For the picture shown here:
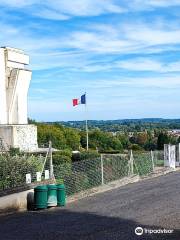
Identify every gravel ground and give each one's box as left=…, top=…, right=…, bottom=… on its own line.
left=0, top=171, right=180, bottom=240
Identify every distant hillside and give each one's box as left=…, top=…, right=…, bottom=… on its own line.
left=47, top=118, right=180, bottom=132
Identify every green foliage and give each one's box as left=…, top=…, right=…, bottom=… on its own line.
left=82, top=130, right=123, bottom=152
left=116, top=134, right=131, bottom=149
left=37, top=123, right=81, bottom=150
left=72, top=150, right=99, bottom=162
left=53, top=150, right=72, bottom=181
left=157, top=132, right=169, bottom=150
left=54, top=162, right=72, bottom=180
left=37, top=124, right=67, bottom=149
left=133, top=153, right=153, bottom=176
left=62, top=158, right=101, bottom=195
left=103, top=155, right=129, bottom=183
left=35, top=120, right=180, bottom=153
left=0, top=154, right=43, bottom=191
left=60, top=119, right=180, bottom=132
left=131, top=144, right=144, bottom=151
left=53, top=150, right=72, bottom=165
left=64, top=128, right=81, bottom=150
left=64, top=172, right=90, bottom=195
left=9, top=147, right=20, bottom=156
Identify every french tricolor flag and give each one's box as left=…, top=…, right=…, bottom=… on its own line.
left=72, top=94, right=86, bottom=106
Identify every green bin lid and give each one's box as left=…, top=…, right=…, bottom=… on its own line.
left=56, top=184, right=65, bottom=189
left=47, top=184, right=57, bottom=190
left=34, top=185, right=48, bottom=190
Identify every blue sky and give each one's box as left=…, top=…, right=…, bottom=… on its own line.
left=1, top=0, right=180, bottom=121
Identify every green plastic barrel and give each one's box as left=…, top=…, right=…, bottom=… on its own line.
left=47, top=184, right=57, bottom=207
left=57, top=184, right=66, bottom=206
left=34, top=185, right=48, bottom=209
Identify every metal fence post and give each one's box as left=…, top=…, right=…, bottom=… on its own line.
left=151, top=150, right=155, bottom=171
left=129, top=150, right=134, bottom=176
left=101, top=154, right=104, bottom=185
left=49, top=141, right=54, bottom=179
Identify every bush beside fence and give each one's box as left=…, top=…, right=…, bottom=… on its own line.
left=0, top=154, right=43, bottom=191
left=0, top=150, right=164, bottom=195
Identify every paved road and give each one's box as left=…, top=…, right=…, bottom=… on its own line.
left=0, top=172, right=180, bottom=240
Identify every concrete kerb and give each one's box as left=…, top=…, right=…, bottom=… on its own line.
left=0, top=167, right=180, bottom=215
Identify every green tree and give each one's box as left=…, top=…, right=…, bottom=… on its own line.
left=136, top=132, right=148, bottom=146
left=157, top=132, right=169, bottom=150
left=37, top=124, right=67, bottom=149
left=64, top=128, right=81, bottom=150
left=116, top=134, right=130, bottom=149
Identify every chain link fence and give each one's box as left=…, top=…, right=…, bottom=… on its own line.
left=153, top=150, right=164, bottom=167
left=54, top=150, right=165, bottom=196
left=0, top=150, right=165, bottom=195
left=102, top=154, right=129, bottom=184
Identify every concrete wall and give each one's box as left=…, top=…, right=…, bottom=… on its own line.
left=0, top=124, right=38, bottom=151
left=0, top=189, right=34, bottom=214
left=0, top=48, right=7, bottom=124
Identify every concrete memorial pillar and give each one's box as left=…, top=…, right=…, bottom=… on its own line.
left=175, top=143, right=180, bottom=167
left=0, top=47, right=38, bottom=152
left=164, top=144, right=176, bottom=169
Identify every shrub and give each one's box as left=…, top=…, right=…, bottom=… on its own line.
left=0, top=154, right=43, bottom=191
left=72, top=150, right=100, bottom=162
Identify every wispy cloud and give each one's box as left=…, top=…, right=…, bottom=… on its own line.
left=0, top=0, right=125, bottom=20
left=0, top=0, right=180, bottom=120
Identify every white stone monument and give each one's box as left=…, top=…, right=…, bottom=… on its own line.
left=176, top=143, right=180, bottom=167
left=164, top=144, right=176, bottom=169
left=0, top=47, right=38, bottom=151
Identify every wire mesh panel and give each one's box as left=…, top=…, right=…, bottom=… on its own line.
left=153, top=151, right=164, bottom=167
left=133, top=152, right=153, bottom=176
left=54, top=158, right=102, bottom=196
left=102, top=154, right=129, bottom=184
left=0, top=149, right=170, bottom=195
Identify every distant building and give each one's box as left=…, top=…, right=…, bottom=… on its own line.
left=167, top=129, right=180, bottom=137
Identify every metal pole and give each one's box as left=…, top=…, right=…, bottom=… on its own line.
left=86, top=118, right=89, bottom=151
left=151, top=150, right=155, bottom=171
left=130, top=150, right=134, bottom=175
left=40, top=148, right=49, bottom=177
left=85, top=94, right=89, bottom=151
left=49, top=141, right=53, bottom=179
left=101, top=154, right=104, bottom=185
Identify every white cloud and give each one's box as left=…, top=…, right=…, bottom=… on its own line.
left=116, top=58, right=163, bottom=72
left=125, top=0, right=180, bottom=11
left=144, top=0, right=180, bottom=7
left=48, top=0, right=124, bottom=16
left=1, top=16, right=180, bottom=72
left=0, top=0, right=36, bottom=7
left=0, top=0, right=125, bottom=20
left=123, top=22, right=180, bottom=46
left=168, top=61, right=180, bottom=72
left=115, top=58, right=180, bottom=73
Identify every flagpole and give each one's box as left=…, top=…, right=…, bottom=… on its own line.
left=85, top=93, right=89, bottom=151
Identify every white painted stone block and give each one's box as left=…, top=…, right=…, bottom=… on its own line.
left=45, top=170, right=50, bottom=180
left=0, top=124, right=38, bottom=151
left=36, top=172, right=41, bottom=182
left=26, top=174, right=31, bottom=184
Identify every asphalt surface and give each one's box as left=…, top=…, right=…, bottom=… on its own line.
left=0, top=172, right=180, bottom=240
